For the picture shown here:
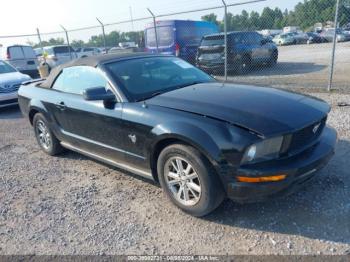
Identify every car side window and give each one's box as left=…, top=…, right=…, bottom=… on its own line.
left=246, top=33, right=259, bottom=45
left=52, top=66, right=108, bottom=95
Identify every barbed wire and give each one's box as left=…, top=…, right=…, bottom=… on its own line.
left=0, top=0, right=266, bottom=39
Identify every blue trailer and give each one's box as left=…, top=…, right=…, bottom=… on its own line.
left=145, top=20, right=218, bottom=63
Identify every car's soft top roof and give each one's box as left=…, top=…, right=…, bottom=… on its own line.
left=40, top=52, right=162, bottom=88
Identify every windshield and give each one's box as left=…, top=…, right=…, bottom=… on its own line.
left=105, top=56, right=214, bottom=101
left=146, top=26, right=174, bottom=47
left=279, top=34, right=290, bottom=39
left=201, top=35, right=224, bottom=46
left=177, top=25, right=217, bottom=46
left=53, top=46, right=75, bottom=54
left=0, top=61, right=17, bottom=74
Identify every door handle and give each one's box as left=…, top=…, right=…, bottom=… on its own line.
left=55, top=101, right=66, bottom=110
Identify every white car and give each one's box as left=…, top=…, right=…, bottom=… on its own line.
left=0, top=60, right=31, bottom=108
left=75, top=47, right=101, bottom=58
left=273, top=34, right=296, bottom=46
left=0, top=45, right=39, bottom=78
left=42, top=45, right=77, bottom=69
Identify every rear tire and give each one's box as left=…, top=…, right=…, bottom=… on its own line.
left=33, top=113, right=64, bottom=156
left=157, top=144, right=225, bottom=217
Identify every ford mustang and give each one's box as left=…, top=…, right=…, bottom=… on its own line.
left=18, top=53, right=337, bottom=217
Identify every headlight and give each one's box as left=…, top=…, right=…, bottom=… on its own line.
left=241, top=136, right=283, bottom=164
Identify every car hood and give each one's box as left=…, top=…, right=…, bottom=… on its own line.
left=147, top=83, right=330, bottom=137
left=0, top=72, right=31, bottom=84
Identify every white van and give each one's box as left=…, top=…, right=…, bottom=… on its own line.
left=0, top=45, right=39, bottom=78
left=75, top=47, right=101, bottom=58
left=43, top=45, right=77, bottom=69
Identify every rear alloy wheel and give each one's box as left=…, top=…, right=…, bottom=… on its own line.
left=157, top=144, right=225, bottom=217
left=33, top=113, right=64, bottom=156
left=36, top=119, right=52, bottom=150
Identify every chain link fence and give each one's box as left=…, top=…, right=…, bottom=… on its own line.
left=0, top=0, right=349, bottom=91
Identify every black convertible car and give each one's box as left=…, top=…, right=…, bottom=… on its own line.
left=18, top=53, right=337, bottom=217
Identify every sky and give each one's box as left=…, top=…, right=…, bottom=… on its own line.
left=0, top=0, right=300, bottom=45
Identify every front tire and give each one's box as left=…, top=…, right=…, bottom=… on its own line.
left=33, top=113, right=64, bottom=156
left=157, top=144, right=225, bottom=217
left=236, top=55, right=251, bottom=75
left=267, top=50, right=278, bottom=67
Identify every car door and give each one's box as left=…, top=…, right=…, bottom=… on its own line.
left=241, top=33, right=260, bottom=63
left=255, top=33, right=271, bottom=61
left=50, top=66, right=126, bottom=162
left=22, top=46, right=38, bottom=72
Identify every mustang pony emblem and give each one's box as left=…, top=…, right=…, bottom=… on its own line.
left=128, top=134, right=137, bottom=144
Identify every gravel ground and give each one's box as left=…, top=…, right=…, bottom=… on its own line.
left=0, top=90, right=349, bottom=255
left=217, top=42, right=350, bottom=92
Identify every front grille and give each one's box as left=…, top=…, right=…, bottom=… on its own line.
left=0, top=83, right=21, bottom=94
left=287, top=117, right=327, bottom=154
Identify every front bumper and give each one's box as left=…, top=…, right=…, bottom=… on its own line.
left=197, top=61, right=239, bottom=73
left=0, top=92, right=18, bottom=108
left=226, top=126, right=337, bottom=203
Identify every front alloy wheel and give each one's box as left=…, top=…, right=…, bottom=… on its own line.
left=157, top=144, right=225, bottom=217
left=236, top=56, right=251, bottom=75
left=164, top=157, right=201, bottom=206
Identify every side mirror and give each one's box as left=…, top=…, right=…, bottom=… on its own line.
left=83, top=87, right=116, bottom=101
left=261, top=39, right=268, bottom=45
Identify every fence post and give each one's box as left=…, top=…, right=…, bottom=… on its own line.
left=36, top=28, right=45, bottom=65
left=328, top=0, right=340, bottom=92
left=36, top=28, right=43, bottom=54
left=222, top=0, right=228, bottom=81
left=147, top=8, right=159, bottom=53
left=96, top=17, right=107, bottom=54
left=60, top=25, right=72, bottom=59
left=129, top=6, right=135, bottom=31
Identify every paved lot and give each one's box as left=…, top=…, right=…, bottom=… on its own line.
left=217, top=42, right=350, bottom=92
left=0, top=91, right=349, bottom=255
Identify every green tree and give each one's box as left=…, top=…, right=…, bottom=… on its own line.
left=71, top=40, right=85, bottom=48
left=200, top=0, right=350, bottom=32
left=201, top=13, right=219, bottom=25
left=249, top=11, right=261, bottom=30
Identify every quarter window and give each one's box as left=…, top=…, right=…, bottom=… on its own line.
left=52, top=66, right=109, bottom=95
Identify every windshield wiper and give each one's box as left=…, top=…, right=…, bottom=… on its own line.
left=136, top=91, right=165, bottom=102
left=173, top=81, right=204, bottom=89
